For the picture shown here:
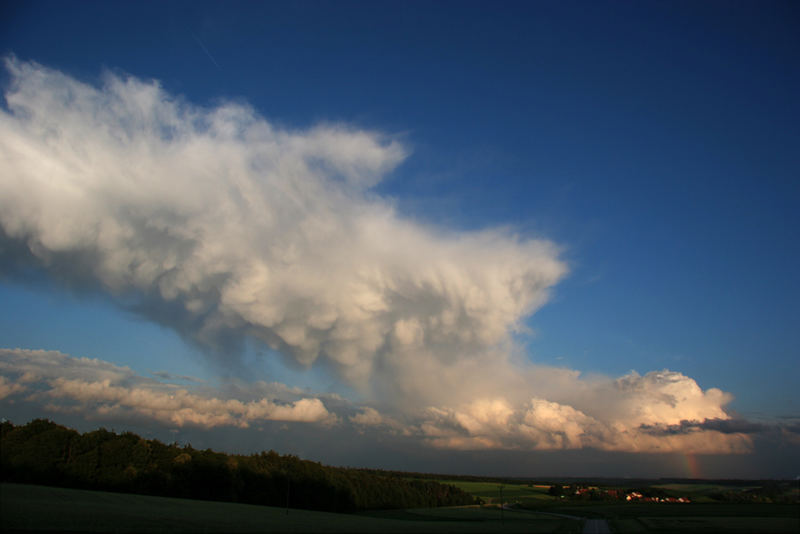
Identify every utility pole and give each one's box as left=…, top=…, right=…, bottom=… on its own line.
left=499, top=485, right=504, bottom=526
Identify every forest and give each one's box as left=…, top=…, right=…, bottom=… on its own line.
left=0, top=419, right=475, bottom=512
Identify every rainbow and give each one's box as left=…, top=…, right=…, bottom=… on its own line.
left=683, top=453, right=702, bottom=479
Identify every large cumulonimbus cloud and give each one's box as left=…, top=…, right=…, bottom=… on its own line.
left=0, top=57, right=564, bottom=409
left=0, top=58, right=756, bottom=454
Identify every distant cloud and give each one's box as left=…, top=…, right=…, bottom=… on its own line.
left=0, top=347, right=779, bottom=454
left=350, top=406, right=409, bottom=435
left=0, top=348, right=336, bottom=427
left=0, top=375, right=27, bottom=400
left=414, top=370, right=753, bottom=454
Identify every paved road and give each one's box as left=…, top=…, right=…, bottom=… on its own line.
left=582, top=518, right=611, bottom=534
left=502, top=505, right=610, bottom=533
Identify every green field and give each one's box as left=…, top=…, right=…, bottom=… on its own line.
left=649, top=483, right=760, bottom=503
left=0, top=483, right=581, bottom=533
left=650, top=483, right=757, bottom=493
left=438, top=480, right=555, bottom=505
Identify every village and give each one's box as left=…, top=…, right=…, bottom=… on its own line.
left=548, top=484, right=692, bottom=503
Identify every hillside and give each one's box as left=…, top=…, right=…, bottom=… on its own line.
left=0, top=419, right=474, bottom=513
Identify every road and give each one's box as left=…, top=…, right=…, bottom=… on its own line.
left=582, top=518, right=611, bottom=534
left=502, top=505, right=610, bottom=534
left=503, top=504, right=611, bottom=534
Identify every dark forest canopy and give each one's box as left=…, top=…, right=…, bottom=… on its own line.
left=0, top=419, right=474, bottom=512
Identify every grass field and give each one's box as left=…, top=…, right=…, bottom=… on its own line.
left=0, top=483, right=581, bottom=533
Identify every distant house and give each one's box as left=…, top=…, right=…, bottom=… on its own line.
left=625, top=491, right=689, bottom=503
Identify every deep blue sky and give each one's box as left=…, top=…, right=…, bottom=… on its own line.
left=1, top=1, right=798, bottom=475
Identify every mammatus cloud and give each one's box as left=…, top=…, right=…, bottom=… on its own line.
left=0, top=59, right=766, bottom=455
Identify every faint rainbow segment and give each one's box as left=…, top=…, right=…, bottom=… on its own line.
left=684, top=453, right=702, bottom=479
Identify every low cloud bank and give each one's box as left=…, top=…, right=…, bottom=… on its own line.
left=0, top=348, right=336, bottom=427
left=2, top=348, right=773, bottom=454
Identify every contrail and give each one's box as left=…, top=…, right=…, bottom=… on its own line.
left=193, top=34, right=220, bottom=69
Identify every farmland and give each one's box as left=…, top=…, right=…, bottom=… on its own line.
left=0, top=483, right=581, bottom=533
left=437, top=480, right=555, bottom=505
left=3, top=480, right=798, bottom=533
left=442, top=479, right=799, bottom=533
left=2, top=421, right=797, bottom=533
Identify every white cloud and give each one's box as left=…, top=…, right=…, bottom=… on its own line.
left=0, top=348, right=335, bottom=427
left=0, top=348, right=136, bottom=384
left=45, top=378, right=335, bottom=427
left=350, top=407, right=385, bottom=427
left=415, top=370, right=753, bottom=454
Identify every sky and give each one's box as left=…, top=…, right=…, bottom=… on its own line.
left=0, top=0, right=798, bottom=479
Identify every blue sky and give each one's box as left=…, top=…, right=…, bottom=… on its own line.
left=1, top=1, right=798, bottom=478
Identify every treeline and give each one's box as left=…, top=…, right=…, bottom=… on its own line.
left=356, top=469, right=551, bottom=487
left=0, top=419, right=475, bottom=512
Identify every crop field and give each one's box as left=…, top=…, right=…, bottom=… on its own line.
left=0, top=483, right=581, bottom=533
